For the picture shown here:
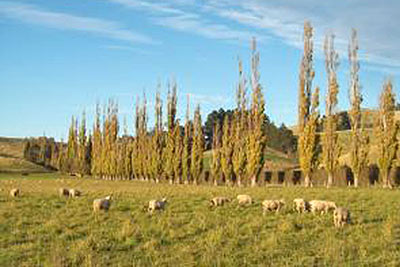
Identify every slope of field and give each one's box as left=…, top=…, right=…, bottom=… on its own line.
left=0, top=137, right=48, bottom=173
left=0, top=175, right=399, bottom=265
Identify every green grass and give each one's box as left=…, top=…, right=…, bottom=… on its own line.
left=1, top=174, right=400, bottom=266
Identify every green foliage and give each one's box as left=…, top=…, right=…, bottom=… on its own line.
left=190, top=105, right=204, bottom=184
left=375, top=80, right=398, bottom=188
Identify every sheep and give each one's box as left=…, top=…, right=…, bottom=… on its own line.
left=69, top=189, right=81, bottom=198
left=148, top=198, right=167, bottom=214
left=262, top=199, right=285, bottom=214
left=293, top=198, right=310, bottom=213
left=237, top=194, right=252, bottom=206
left=309, top=200, right=337, bottom=215
left=59, top=187, right=70, bottom=197
left=210, top=196, right=231, bottom=207
left=333, top=207, right=351, bottom=228
left=93, top=196, right=112, bottom=212
left=10, top=188, right=20, bottom=197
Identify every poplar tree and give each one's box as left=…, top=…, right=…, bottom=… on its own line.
left=91, top=103, right=102, bottom=178
left=67, top=116, right=78, bottom=173
left=173, top=120, right=183, bottom=184
left=221, top=115, right=234, bottom=185
left=122, top=117, right=133, bottom=180
left=57, top=139, right=65, bottom=173
left=375, top=80, right=398, bottom=188
left=297, top=21, right=319, bottom=187
left=164, top=81, right=178, bottom=184
left=211, top=121, right=222, bottom=185
left=151, top=90, right=164, bottom=183
left=182, top=94, right=192, bottom=184
left=348, top=29, right=369, bottom=187
left=191, top=104, right=204, bottom=185
left=132, top=97, right=141, bottom=180
left=299, top=87, right=320, bottom=187
left=232, top=59, right=247, bottom=186
left=246, top=38, right=266, bottom=187
left=109, top=100, right=119, bottom=179
left=78, top=111, right=88, bottom=176
left=322, top=34, right=341, bottom=188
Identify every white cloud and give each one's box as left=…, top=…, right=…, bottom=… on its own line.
left=107, top=0, right=262, bottom=42
left=0, top=2, right=156, bottom=45
left=202, top=0, right=400, bottom=73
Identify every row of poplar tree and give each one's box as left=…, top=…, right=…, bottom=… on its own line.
left=57, top=40, right=266, bottom=185
left=40, top=22, right=399, bottom=188
left=297, top=22, right=399, bottom=188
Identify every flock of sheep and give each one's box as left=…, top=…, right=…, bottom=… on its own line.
left=8, top=188, right=350, bottom=228
left=210, top=195, right=351, bottom=228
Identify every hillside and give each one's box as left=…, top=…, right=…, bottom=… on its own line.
left=0, top=137, right=49, bottom=173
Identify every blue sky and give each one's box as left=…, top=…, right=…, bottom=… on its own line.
left=0, top=0, right=399, bottom=140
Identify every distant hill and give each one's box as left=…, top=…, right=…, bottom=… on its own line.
left=0, top=137, right=49, bottom=173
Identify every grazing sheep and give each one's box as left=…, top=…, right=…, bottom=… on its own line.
left=210, top=196, right=231, bottom=207
left=69, top=189, right=81, bottom=198
left=309, top=200, right=337, bottom=215
left=59, top=188, right=70, bottom=197
left=93, top=196, right=112, bottom=212
left=148, top=198, right=167, bottom=214
left=10, top=188, right=20, bottom=197
left=293, top=198, right=309, bottom=213
left=333, top=207, right=351, bottom=228
left=237, top=194, right=252, bottom=206
left=262, top=199, right=285, bottom=214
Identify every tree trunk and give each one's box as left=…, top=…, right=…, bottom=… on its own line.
left=213, top=179, right=218, bottom=186
left=155, top=178, right=160, bottom=184
left=383, top=170, right=393, bottom=189
left=169, top=179, right=174, bottom=185
left=250, top=175, right=257, bottom=187
left=353, top=173, right=359, bottom=188
left=326, top=172, right=333, bottom=188
left=304, top=174, right=312, bottom=187
left=237, top=177, right=242, bottom=187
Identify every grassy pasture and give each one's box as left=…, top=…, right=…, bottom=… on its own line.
left=1, top=174, right=400, bottom=266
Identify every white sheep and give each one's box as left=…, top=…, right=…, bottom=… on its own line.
left=10, top=188, right=20, bottom=197
left=93, top=196, right=112, bottom=212
left=293, top=198, right=309, bottom=213
left=59, top=187, right=70, bottom=197
left=69, top=189, right=81, bottom=198
left=262, top=199, right=285, bottom=214
left=148, top=197, right=167, bottom=214
left=210, top=196, right=231, bottom=207
left=237, top=194, right=252, bottom=206
left=333, top=207, right=351, bottom=228
left=309, top=200, right=337, bottom=215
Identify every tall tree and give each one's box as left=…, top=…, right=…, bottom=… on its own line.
left=322, top=34, right=341, bottom=188
left=132, top=96, right=141, bottom=180
left=348, top=29, right=369, bottom=187
left=151, top=90, right=164, bottom=183
left=67, top=116, right=78, bottom=173
left=299, top=87, right=320, bottom=187
left=211, top=121, right=222, bottom=185
left=246, top=38, right=266, bottom=187
left=173, top=120, right=183, bottom=184
left=232, top=59, right=248, bottom=186
left=375, top=80, right=398, bottom=188
left=221, top=115, right=234, bottom=185
left=91, top=103, right=102, bottom=178
left=182, top=94, right=192, bottom=184
left=164, top=81, right=178, bottom=184
left=78, top=111, right=88, bottom=176
left=191, top=104, right=204, bottom=185
left=297, top=21, right=319, bottom=187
